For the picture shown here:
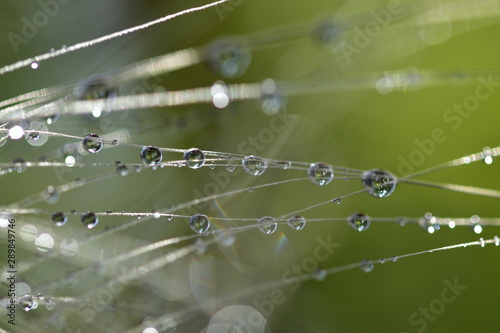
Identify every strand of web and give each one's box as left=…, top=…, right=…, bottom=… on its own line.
left=7, top=235, right=499, bottom=331
left=0, top=0, right=231, bottom=76
left=5, top=67, right=500, bottom=124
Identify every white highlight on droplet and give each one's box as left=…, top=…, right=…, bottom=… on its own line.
left=92, top=107, right=103, bottom=118
left=0, top=216, right=9, bottom=228
left=65, top=155, right=76, bottom=167
left=8, top=125, right=25, bottom=140
left=143, top=328, right=158, bottom=333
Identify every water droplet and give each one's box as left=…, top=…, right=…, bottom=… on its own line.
left=276, top=161, right=291, bottom=169
left=116, top=163, right=129, bottom=176
left=362, top=169, right=397, bottom=198
left=308, top=162, right=334, bottom=186
left=62, top=143, right=81, bottom=167
left=391, top=256, right=398, bottom=262
left=195, top=238, right=208, bottom=255
left=166, top=214, right=173, bottom=221
left=258, top=216, right=277, bottom=234
left=211, top=81, right=230, bottom=108
left=153, top=211, right=161, bottom=219
left=397, top=216, right=408, bottom=226
left=479, top=238, right=485, bottom=247
left=19, top=296, right=37, bottom=312
left=348, top=212, right=371, bottom=232
left=312, top=19, right=345, bottom=48
left=81, top=212, right=99, bottom=229
left=312, top=269, right=327, bottom=281
left=242, top=155, right=267, bottom=176
left=494, top=236, right=499, bottom=246
left=30, top=62, right=39, bottom=69
left=482, top=146, right=494, bottom=165
left=205, top=37, right=251, bottom=78
left=44, top=185, right=59, bottom=204
left=74, top=75, right=117, bottom=100
left=8, top=125, right=25, bottom=140
left=260, top=79, right=286, bottom=116
left=332, top=197, right=342, bottom=205
left=45, top=298, right=55, bottom=311
left=29, top=132, right=40, bottom=140
left=25, top=121, right=49, bottom=147
left=226, top=164, right=235, bottom=172
left=216, top=229, right=235, bottom=247
left=82, top=133, right=103, bottom=154
left=287, top=215, right=306, bottom=230
left=469, top=215, right=482, bottom=234
left=45, top=113, right=60, bottom=125
left=189, top=214, right=210, bottom=234
left=419, top=212, right=440, bottom=234
left=360, top=260, right=374, bottom=273
left=141, top=146, right=162, bottom=166
left=12, top=158, right=26, bottom=173
left=51, top=212, right=67, bottom=227
left=183, top=148, right=205, bottom=169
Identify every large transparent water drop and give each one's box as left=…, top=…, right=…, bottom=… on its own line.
left=19, top=296, right=37, bottom=312
left=141, top=146, right=162, bottom=166
left=308, top=162, right=334, bottom=186
left=81, top=212, right=99, bottom=229
left=242, top=155, right=267, bottom=176
left=258, top=216, right=277, bottom=234
left=362, top=169, right=397, bottom=198
left=82, top=133, right=103, bottom=154
left=287, top=215, right=306, bottom=230
left=51, top=212, right=68, bottom=227
left=183, top=148, right=205, bottom=169
left=348, top=212, right=371, bottom=232
left=189, top=214, right=210, bottom=234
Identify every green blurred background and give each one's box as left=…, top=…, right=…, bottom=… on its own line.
left=0, top=0, right=499, bottom=332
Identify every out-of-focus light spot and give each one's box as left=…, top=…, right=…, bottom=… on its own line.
left=35, top=233, right=54, bottom=252
left=9, top=125, right=25, bottom=140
